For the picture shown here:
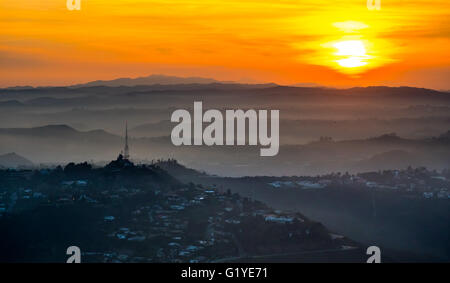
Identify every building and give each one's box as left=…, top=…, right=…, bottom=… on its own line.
left=120, top=122, right=130, bottom=160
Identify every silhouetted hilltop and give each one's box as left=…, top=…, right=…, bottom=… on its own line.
left=0, top=152, right=33, bottom=168
left=61, top=156, right=180, bottom=189
left=105, top=154, right=135, bottom=170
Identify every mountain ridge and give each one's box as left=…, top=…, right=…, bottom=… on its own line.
left=1, top=74, right=448, bottom=94
left=71, top=74, right=227, bottom=87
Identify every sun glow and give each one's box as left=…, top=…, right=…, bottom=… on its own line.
left=333, top=40, right=370, bottom=68
left=299, top=20, right=391, bottom=77
left=0, top=1, right=449, bottom=88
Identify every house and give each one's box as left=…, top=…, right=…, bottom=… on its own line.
left=32, top=192, right=45, bottom=198
left=431, top=176, right=446, bottom=181
left=296, top=181, right=325, bottom=189
left=116, top=233, right=127, bottom=240
left=178, top=251, right=190, bottom=257
left=170, top=205, right=185, bottom=210
left=366, top=181, right=378, bottom=188
left=128, top=236, right=146, bottom=242
left=225, top=219, right=241, bottom=224
left=76, top=180, right=88, bottom=186
left=423, top=192, right=434, bottom=199
left=268, top=181, right=282, bottom=188
left=264, top=215, right=294, bottom=223
left=269, top=181, right=296, bottom=188
left=186, top=245, right=200, bottom=252
left=437, top=190, right=450, bottom=199
left=104, top=216, right=115, bottom=221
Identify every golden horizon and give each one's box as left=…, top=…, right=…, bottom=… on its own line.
left=0, top=1, right=449, bottom=89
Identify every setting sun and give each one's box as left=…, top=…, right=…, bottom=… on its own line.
left=333, top=40, right=370, bottom=69
left=0, top=0, right=449, bottom=89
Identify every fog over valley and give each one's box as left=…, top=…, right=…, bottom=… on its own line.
left=0, top=80, right=449, bottom=176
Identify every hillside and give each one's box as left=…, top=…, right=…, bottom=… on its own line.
left=0, top=153, right=33, bottom=168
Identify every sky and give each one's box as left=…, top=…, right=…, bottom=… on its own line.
left=0, top=0, right=449, bottom=89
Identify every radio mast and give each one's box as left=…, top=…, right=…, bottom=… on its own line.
left=123, top=122, right=130, bottom=160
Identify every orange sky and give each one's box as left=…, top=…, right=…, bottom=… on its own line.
left=0, top=0, right=449, bottom=89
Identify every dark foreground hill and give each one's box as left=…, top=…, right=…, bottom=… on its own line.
left=157, top=161, right=450, bottom=262
left=0, top=157, right=367, bottom=263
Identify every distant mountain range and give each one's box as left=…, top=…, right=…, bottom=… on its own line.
left=0, top=78, right=448, bottom=175
left=0, top=124, right=448, bottom=175
left=69, top=76, right=448, bottom=98
left=71, top=74, right=228, bottom=87
left=1, top=75, right=449, bottom=96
